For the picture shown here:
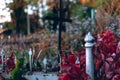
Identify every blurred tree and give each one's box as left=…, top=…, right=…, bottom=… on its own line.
left=4, top=0, right=39, bottom=35
left=95, top=0, right=120, bottom=36
left=8, top=0, right=27, bottom=35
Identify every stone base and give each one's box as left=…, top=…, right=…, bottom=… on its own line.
left=24, top=72, right=58, bottom=80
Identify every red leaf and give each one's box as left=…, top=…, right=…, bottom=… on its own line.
left=106, top=57, right=114, bottom=64
left=106, top=72, right=114, bottom=79
left=104, top=61, right=110, bottom=73
left=0, top=56, right=2, bottom=64
left=67, top=54, right=77, bottom=64
left=116, top=42, right=120, bottom=54
left=101, top=53, right=105, bottom=60
left=61, top=64, right=71, bottom=73
left=112, top=74, right=120, bottom=80
left=58, top=73, right=71, bottom=80
left=95, top=60, right=101, bottom=71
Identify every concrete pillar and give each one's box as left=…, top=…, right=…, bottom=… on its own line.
left=1, top=49, right=4, bottom=70
left=84, top=32, right=95, bottom=80
left=29, top=48, right=32, bottom=71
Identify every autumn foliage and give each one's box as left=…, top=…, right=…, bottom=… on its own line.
left=59, top=30, right=119, bottom=80
left=94, top=30, right=120, bottom=80
left=59, top=50, right=89, bottom=80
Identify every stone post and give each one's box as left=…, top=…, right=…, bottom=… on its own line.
left=29, top=48, right=32, bottom=71
left=43, top=57, right=47, bottom=73
left=1, top=49, right=4, bottom=70
left=84, top=32, right=94, bottom=80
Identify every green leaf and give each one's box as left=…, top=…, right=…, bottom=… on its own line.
left=24, top=52, right=29, bottom=63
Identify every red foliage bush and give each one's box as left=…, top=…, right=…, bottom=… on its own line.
left=0, top=56, right=2, bottom=64
left=94, top=30, right=120, bottom=80
left=6, top=52, right=15, bottom=70
left=59, top=30, right=119, bottom=80
left=59, top=50, right=89, bottom=80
